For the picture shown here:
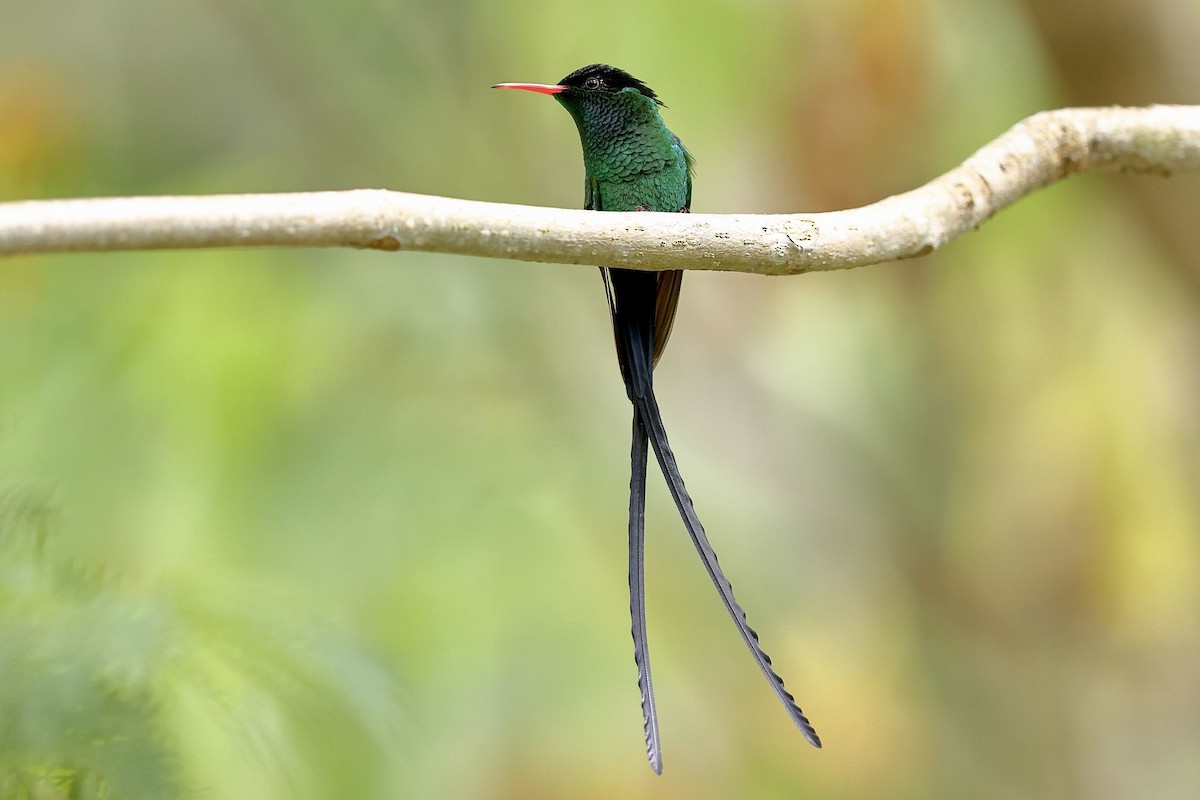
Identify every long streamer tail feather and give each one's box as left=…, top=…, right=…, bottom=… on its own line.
left=628, top=412, right=662, bottom=773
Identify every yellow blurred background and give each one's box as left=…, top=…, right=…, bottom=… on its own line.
left=2, top=0, right=1199, bottom=797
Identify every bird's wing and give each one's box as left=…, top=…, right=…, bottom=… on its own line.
left=651, top=269, right=682, bottom=367
left=672, top=134, right=694, bottom=212
left=651, top=138, right=692, bottom=366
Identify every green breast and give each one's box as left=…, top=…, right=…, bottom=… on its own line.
left=590, top=160, right=689, bottom=212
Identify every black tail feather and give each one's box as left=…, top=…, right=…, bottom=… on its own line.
left=604, top=266, right=821, bottom=758
left=628, top=412, right=662, bottom=773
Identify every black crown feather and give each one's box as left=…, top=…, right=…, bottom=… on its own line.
left=559, top=64, right=663, bottom=105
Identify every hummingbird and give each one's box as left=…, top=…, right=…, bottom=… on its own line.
left=494, top=64, right=820, bottom=773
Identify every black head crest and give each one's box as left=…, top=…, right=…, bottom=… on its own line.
left=558, top=64, right=663, bottom=105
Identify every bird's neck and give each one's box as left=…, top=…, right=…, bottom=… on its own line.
left=561, top=94, right=675, bottom=178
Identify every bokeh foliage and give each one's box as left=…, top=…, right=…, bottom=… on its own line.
left=2, top=0, right=1200, bottom=797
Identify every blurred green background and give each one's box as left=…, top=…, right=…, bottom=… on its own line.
left=2, top=0, right=1200, bottom=797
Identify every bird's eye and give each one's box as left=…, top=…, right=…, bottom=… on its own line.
left=584, top=77, right=602, bottom=89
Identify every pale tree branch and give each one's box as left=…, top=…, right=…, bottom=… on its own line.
left=1, top=105, right=1197, bottom=274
